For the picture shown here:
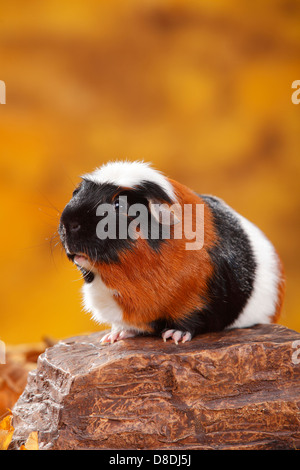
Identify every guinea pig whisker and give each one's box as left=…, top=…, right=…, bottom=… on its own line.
left=38, top=206, right=61, bottom=219
left=89, top=198, right=103, bottom=213
left=37, top=190, right=62, bottom=215
left=72, top=274, right=87, bottom=282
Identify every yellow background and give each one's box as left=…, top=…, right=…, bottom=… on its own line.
left=0, top=0, right=299, bottom=344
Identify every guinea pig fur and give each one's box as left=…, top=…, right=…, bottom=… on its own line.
left=58, top=160, right=285, bottom=345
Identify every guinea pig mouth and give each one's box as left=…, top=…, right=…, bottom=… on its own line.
left=67, top=251, right=94, bottom=270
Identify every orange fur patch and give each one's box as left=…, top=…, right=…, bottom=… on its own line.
left=96, top=179, right=217, bottom=332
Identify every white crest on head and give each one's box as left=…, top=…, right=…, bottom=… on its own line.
left=82, top=160, right=176, bottom=201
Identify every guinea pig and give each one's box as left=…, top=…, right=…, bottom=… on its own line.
left=58, top=160, right=285, bottom=344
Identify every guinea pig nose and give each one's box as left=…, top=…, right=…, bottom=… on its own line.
left=69, top=221, right=81, bottom=232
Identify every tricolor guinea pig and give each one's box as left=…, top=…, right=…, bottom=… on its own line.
left=58, top=160, right=285, bottom=345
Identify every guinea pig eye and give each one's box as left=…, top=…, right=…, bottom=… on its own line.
left=114, top=198, right=123, bottom=210
left=113, top=197, right=129, bottom=213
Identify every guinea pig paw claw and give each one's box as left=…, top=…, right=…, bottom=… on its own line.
left=181, top=332, right=192, bottom=343
left=100, top=330, right=137, bottom=344
left=162, top=329, right=175, bottom=342
left=162, top=330, right=192, bottom=344
left=100, top=332, right=115, bottom=344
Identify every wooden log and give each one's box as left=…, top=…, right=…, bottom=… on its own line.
left=10, top=324, right=300, bottom=450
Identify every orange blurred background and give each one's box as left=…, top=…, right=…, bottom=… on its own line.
left=0, top=0, right=299, bottom=345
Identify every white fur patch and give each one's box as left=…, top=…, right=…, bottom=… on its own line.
left=229, top=212, right=280, bottom=328
left=82, top=274, right=124, bottom=327
left=82, top=274, right=143, bottom=333
left=83, top=160, right=175, bottom=201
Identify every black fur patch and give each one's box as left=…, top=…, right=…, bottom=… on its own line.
left=150, top=195, right=257, bottom=337
left=79, top=267, right=95, bottom=283
left=59, top=180, right=132, bottom=265
left=117, top=180, right=174, bottom=252
left=133, top=180, right=173, bottom=205
left=59, top=178, right=175, bottom=278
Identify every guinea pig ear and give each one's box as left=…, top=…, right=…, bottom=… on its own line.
left=149, top=200, right=181, bottom=226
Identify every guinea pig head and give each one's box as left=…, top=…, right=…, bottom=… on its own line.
left=58, top=161, right=178, bottom=280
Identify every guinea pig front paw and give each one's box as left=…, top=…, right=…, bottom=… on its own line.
left=100, top=329, right=137, bottom=344
left=162, top=329, right=192, bottom=345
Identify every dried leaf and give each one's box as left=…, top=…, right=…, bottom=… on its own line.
left=0, top=413, right=14, bottom=450
left=0, top=341, right=49, bottom=418
left=21, top=431, right=39, bottom=450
